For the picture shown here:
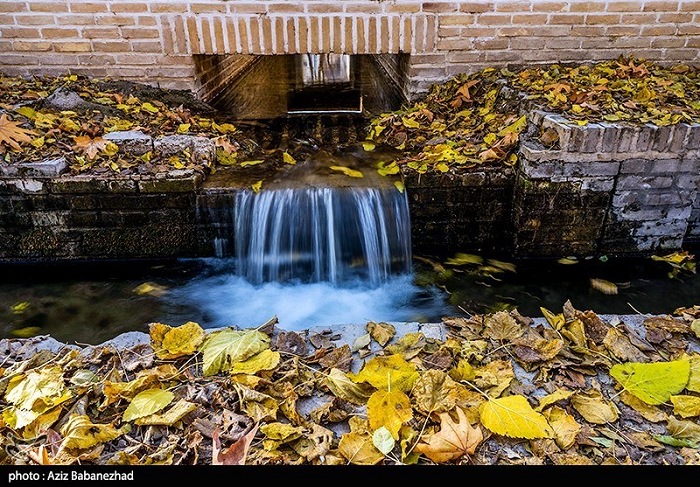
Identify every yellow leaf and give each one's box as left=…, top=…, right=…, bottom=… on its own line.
left=329, top=165, right=363, bottom=178
left=542, top=405, right=581, bottom=450
left=402, top=116, right=421, bottom=129
left=198, top=328, right=270, bottom=376
left=251, top=180, right=263, bottom=193
left=240, top=159, right=264, bottom=167
left=324, top=368, right=375, bottom=405
left=133, top=281, right=167, bottom=297
left=367, top=389, right=412, bottom=439
left=229, top=349, right=281, bottom=375
left=338, top=431, right=384, bottom=465
left=149, top=321, right=205, bottom=360
left=141, top=102, right=159, bottom=114
left=377, top=161, right=399, bottom=176
left=123, top=388, right=174, bottom=422
left=479, top=395, right=553, bottom=439
left=610, top=360, right=690, bottom=405
left=540, top=307, right=565, bottom=330
left=177, top=123, right=191, bottom=134
left=11, top=301, right=30, bottom=314
left=30, top=136, right=44, bottom=148
left=349, top=354, right=419, bottom=392
left=445, top=253, right=483, bottom=266
left=10, top=326, right=41, bottom=338
left=670, top=395, right=700, bottom=418
left=590, top=278, right=618, bottom=295
left=60, top=414, right=123, bottom=450
left=497, top=115, right=528, bottom=136
left=4, top=365, right=73, bottom=429
left=415, top=407, right=482, bottom=463
left=282, top=151, right=296, bottom=165
left=213, top=122, right=236, bottom=134
left=135, top=399, right=198, bottom=426
left=570, top=389, right=619, bottom=424
left=362, top=140, right=376, bottom=152
left=394, top=181, right=405, bottom=193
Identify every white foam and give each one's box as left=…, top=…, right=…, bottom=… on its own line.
left=165, top=272, right=450, bottom=331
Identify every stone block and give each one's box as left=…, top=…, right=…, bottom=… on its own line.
left=669, top=123, right=691, bottom=153
left=19, top=157, right=68, bottom=177
left=581, top=123, right=603, bottom=153
left=598, top=122, right=620, bottom=154
left=138, top=176, right=201, bottom=193
left=687, top=124, right=700, bottom=150
left=620, top=159, right=648, bottom=174
left=616, top=124, right=638, bottom=153
left=651, top=124, right=674, bottom=152
left=48, top=177, right=108, bottom=194
left=103, top=130, right=153, bottom=156
left=634, top=124, right=656, bottom=152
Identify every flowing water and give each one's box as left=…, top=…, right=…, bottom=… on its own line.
left=1, top=55, right=698, bottom=345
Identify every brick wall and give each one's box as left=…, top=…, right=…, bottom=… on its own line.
left=1, top=0, right=698, bottom=99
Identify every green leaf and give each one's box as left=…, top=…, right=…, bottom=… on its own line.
left=199, top=328, right=270, bottom=376
left=372, top=426, right=395, bottom=455
left=610, top=360, right=691, bottom=405
left=123, top=388, right=174, bottom=422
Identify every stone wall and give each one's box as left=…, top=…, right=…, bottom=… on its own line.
left=0, top=166, right=210, bottom=262
left=1, top=0, right=698, bottom=99
left=0, top=114, right=699, bottom=262
left=513, top=112, right=700, bottom=257
left=405, top=168, right=515, bottom=258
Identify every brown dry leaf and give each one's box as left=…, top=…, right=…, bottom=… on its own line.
left=570, top=388, right=619, bottom=424
left=212, top=423, right=259, bottom=465
left=337, top=431, right=384, bottom=465
left=72, top=135, right=110, bottom=160
left=367, top=321, right=396, bottom=347
left=483, top=310, right=525, bottom=340
left=542, top=405, right=581, bottom=450
left=0, top=113, right=36, bottom=151
left=414, top=406, right=482, bottom=463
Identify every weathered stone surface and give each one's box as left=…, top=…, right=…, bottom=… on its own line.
left=103, top=130, right=153, bottom=156
left=154, top=135, right=216, bottom=166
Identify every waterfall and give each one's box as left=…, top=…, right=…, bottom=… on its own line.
left=233, top=186, right=412, bottom=286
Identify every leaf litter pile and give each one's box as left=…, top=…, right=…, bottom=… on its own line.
left=3, top=302, right=700, bottom=465
left=366, top=57, right=700, bottom=174
left=1, top=56, right=698, bottom=181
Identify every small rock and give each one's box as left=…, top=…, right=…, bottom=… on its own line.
left=43, top=87, right=87, bottom=111
left=103, top=130, right=153, bottom=156
left=16, top=157, right=68, bottom=177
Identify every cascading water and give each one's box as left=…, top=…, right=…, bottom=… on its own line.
left=233, top=186, right=412, bottom=286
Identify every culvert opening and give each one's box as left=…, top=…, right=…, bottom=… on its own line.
left=196, top=53, right=409, bottom=120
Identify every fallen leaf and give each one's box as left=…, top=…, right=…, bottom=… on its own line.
left=329, top=165, right=363, bottom=178
left=479, top=394, right=553, bottom=439
left=415, top=407, right=482, bottom=463
left=123, top=388, right=174, bottom=422
left=0, top=113, right=36, bottom=151
left=610, top=360, right=691, bottom=405
left=212, top=423, right=259, bottom=465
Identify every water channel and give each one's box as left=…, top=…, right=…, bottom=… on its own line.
left=1, top=54, right=698, bottom=345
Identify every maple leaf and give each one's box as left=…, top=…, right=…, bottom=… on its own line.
left=72, top=135, right=109, bottom=160
left=414, top=407, right=482, bottom=463
left=0, top=113, right=36, bottom=151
